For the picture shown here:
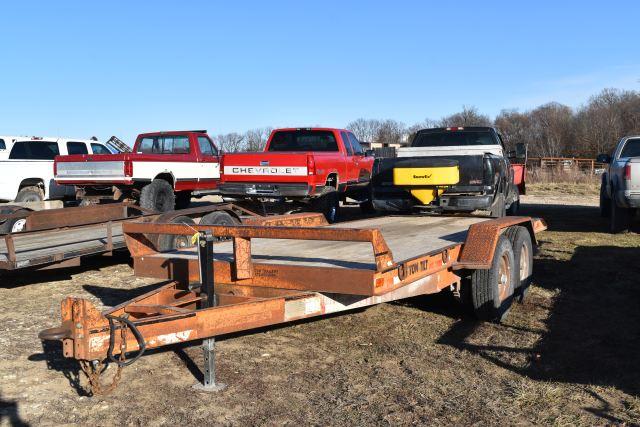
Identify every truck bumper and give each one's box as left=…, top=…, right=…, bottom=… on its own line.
left=372, top=193, right=493, bottom=212
left=615, top=191, right=640, bottom=209
left=219, top=182, right=313, bottom=198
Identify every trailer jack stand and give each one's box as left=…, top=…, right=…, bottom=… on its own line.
left=192, top=231, right=226, bottom=392
left=192, top=337, right=226, bottom=392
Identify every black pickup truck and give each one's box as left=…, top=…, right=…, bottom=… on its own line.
left=369, top=127, right=525, bottom=217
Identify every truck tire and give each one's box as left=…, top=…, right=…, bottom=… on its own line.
left=200, top=211, right=239, bottom=227
left=359, top=185, right=376, bottom=214
left=156, top=216, right=196, bottom=252
left=15, top=186, right=44, bottom=203
left=489, top=193, right=506, bottom=218
left=503, top=226, right=533, bottom=302
left=0, top=209, right=29, bottom=234
left=469, top=235, right=517, bottom=322
left=506, top=188, right=520, bottom=216
left=175, top=191, right=192, bottom=210
left=599, top=177, right=610, bottom=218
left=610, top=198, right=632, bottom=234
left=140, top=179, right=175, bottom=213
left=311, top=189, right=340, bottom=223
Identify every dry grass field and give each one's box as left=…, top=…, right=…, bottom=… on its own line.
left=1, top=187, right=639, bottom=425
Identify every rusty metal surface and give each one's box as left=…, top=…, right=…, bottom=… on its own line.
left=456, top=216, right=544, bottom=269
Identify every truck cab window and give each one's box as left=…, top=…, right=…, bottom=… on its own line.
left=0, top=139, right=5, bottom=150
left=9, top=141, right=60, bottom=160
left=67, top=141, right=89, bottom=155
left=348, top=133, right=364, bottom=155
left=171, top=136, right=190, bottom=154
left=91, top=143, right=111, bottom=154
left=341, top=132, right=354, bottom=155
left=198, top=136, right=217, bottom=156
left=268, top=130, right=339, bottom=152
left=620, top=138, right=640, bottom=158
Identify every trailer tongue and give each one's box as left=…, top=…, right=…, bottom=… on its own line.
left=39, top=213, right=546, bottom=395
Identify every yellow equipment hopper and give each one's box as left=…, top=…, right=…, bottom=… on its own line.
left=392, top=163, right=460, bottom=205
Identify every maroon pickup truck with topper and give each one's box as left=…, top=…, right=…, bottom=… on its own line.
left=219, top=128, right=375, bottom=221
left=54, top=130, right=220, bottom=212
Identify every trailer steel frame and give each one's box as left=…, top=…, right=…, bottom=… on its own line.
left=39, top=214, right=546, bottom=392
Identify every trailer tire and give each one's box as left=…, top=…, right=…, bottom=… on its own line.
left=156, top=216, right=196, bottom=252
left=15, top=186, right=44, bottom=203
left=312, top=189, right=340, bottom=223
left=470, top=235, right=517, bottom=322
left=175, top=191, right=192, bottom=210
left=200, top=211, right=238, bottom=226
left=503, top=226, right=533, bottom=302
left=0, top=209, right=29, bottom=234
left=599, top=176, right=610, bottom=218
left=140, top=179, right=175, bottom=213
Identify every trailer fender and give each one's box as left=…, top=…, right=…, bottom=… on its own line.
left=454, top=217, right=546, bottom=270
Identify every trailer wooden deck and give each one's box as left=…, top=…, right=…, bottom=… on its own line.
left=152, top=215, right=487, bottom=270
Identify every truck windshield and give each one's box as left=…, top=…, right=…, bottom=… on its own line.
left=412, top=131, right=496, bottom=147
left=268, top=130, right=338, bottom=152
left=620, top=138, right=640, bottom=158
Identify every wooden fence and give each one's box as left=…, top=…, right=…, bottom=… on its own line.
left=526, top=157, right=606, bottom=174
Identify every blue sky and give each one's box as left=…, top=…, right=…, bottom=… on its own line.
left=1, top=1, right=639, bottom=143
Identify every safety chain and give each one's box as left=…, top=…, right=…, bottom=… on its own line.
left=79, top=321, right=127, bottom=396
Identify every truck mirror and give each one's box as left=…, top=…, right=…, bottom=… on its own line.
left=365, top=149, right=375, bottom=157
left=596, top=153, right=611, bottom=164
left=515, top=143, right=527, bottom=161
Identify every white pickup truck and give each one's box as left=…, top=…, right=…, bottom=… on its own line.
left=598, top=135, right=640, bottom=233
left=0, top=136, right=113, bottom=202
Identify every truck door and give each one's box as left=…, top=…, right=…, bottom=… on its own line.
left=196, top=135, right=220, bottom=189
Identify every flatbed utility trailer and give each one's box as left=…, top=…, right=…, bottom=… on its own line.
left=0, top=202, right=262, bottom=272
left=39, top=213, right=546, bottom=394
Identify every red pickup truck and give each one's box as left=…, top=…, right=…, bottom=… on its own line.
left=55, top=130, right=220, bottom=212
left=218, top=128, right=375, bottom=222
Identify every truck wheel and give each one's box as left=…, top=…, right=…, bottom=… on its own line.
left=489, top=194, right=506, bottom=218
left=506, top=188, right=520, bottom=216
left=599, top=178, right=610, bottom=218
left=156, top=216, right=196, bottom=252
left=175, top=191, right=192, bottom=210
left=469, top=235, right=517, bottom=322
left=15, top=186, right=44, bottom=203
left=503, top=226, right=533, bottom=302
left=140, top=179, right=175, bottom=213
left=610, top=199, right=632, bottom=233
left=312, top=189, right=340, bottom=223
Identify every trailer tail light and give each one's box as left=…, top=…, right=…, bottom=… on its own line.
left=124, top=160, right=133, bottom=177
left=307, top=155, right=316, bottom=175
left=624, top=163, right=631, bottom=180
left=219, top=155, right=224, bottom=175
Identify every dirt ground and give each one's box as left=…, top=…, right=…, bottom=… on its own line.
left=1, top=189, right=639, bottom=426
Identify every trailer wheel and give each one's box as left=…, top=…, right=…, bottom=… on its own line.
left=15, top=186, right=44, bottom=203
left=156, top=216, right=196, bottom=252
left=503, top=226, right=533, bottom=302
left=599, top=176, right=610, bottom=218
left=140, top=179, right=175, bottom=213
left=470, top=235, right=517, bottom=322
left=312, top=189, right=340, bottom=223
left=175, top=191, right=192, bottom=210
left=0, top=210, right=29, bottom=234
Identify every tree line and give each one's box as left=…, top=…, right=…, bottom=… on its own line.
left=213, top=88, right=640, bottom=158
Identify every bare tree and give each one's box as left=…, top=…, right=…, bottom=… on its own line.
left=346, top=118, right=381, bottom=143
left=439, top=106, right=492, bottom=127
left=213, top=132, right=244, bottom=153
left=243, top=127, right=273, bottom=152
left=375, top=119, right=406, bottom=146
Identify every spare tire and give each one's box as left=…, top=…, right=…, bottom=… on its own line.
left=156, top=216, right=196, bottom=252
left=140, top=179, right=175, bottom=212
left=15, top=186, right=44, bottom=203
